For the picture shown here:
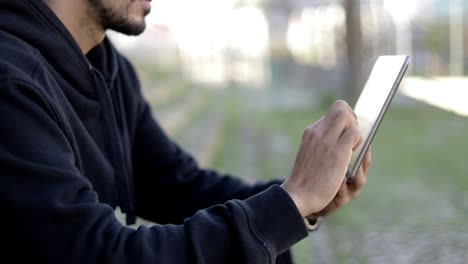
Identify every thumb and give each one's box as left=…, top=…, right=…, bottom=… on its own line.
left=352, top=134, right=364, bottom=151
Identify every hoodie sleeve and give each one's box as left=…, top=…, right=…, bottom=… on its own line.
left=0, top=79, right=308, bottom=263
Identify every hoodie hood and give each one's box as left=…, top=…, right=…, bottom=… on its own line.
left=0, top=0, right=135, bottom=223
left=0, top=0, right=117, bottom=98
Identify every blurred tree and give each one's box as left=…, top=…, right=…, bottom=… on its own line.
left=421, top=20, right=450, bottom=76
left=344, top=0, right=363, bottom=104
left=449, top=0, right=464, bottom=76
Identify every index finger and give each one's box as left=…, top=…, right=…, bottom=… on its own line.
left=338, top=123, right=362, bottom=152
left=322, top=101, right=358, bottom=141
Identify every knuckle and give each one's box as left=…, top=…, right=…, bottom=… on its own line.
left=329, top=100, right=357, bottom=121
left=346, top=126, right=361, bottom=139
left=320, top=142, right=332, bottom=155
left=336, top=108, right=349, bottom=117
left=333, top=108, right=353, bottom=123
left=327, top=101, right=345, bottom=116
left=303, top=126, right=320, bottom=140
left=332, top=100, right=348, bottom=109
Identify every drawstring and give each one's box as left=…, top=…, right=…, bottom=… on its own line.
left=91, top=67, right=136, bottom=225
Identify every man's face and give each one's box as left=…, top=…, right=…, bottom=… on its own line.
left=89, top=0, right=152, bottom=36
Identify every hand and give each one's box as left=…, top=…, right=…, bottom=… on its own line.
left=306, top=148, right=371, bottom=220
left=281, top=100, right=362, bottom=217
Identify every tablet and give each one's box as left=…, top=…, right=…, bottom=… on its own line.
left=346, top=55, right=410, bottom=182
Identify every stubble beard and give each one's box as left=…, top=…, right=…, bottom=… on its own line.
left=88, top=0, right=148, bottom=36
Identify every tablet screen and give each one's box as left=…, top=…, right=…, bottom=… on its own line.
left=347, top=55, right=410, bottom=181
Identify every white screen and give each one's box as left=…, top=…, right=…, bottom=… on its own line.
left=348, top=55, right=409, bottom=175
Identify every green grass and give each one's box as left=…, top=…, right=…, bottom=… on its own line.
left=207, top=91, right=247, bottom=176
left=170, top=90, right=217, bottom=138
left=332, top=105, right=468, bottom=230
left=324, top=105, right=468, bottom=263
left=151, top=82, right=193, bottom=110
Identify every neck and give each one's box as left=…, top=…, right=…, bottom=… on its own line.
left=44, top=0, right=104, bottom=54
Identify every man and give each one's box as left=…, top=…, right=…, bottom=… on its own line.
left=0, top=0, right=370, bottom=263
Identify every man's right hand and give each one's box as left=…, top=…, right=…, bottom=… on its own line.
left=281, top=100, right=362, bottom=217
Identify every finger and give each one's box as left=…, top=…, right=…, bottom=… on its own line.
left=335, top=180, right=351, bottom=206
left=302, top=117, right=323, bottom=141
left=310, top=180, right=352, bottom=218
left=308, top=116, right=323, bottom=130
left=348, top=166, right=367, bottom=195
left=352, top=134, right=364, bottom=151
left=328, top=100, right=355, bottom=118
left=338, top=125, right=362, bottom=151
left=322, top=101, right=357, bottom=141
left=362, top=147, right=372, bottom=173
left=337, top=178, right=349, bottom=198
left=325, top=109, right=357, bottom=143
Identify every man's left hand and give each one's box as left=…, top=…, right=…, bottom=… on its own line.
left=306, top=148, right=371, bottom=220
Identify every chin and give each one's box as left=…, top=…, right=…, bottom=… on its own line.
left=104, top=4, right=149, bottom=36
left=110, top=20, right=146, bottom=36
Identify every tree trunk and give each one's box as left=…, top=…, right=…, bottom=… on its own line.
left=344, top=0, right=363, bottom=104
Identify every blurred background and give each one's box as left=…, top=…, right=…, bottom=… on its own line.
left=110, top=0, right=468, bottom=263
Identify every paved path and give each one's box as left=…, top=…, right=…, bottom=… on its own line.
left=155, top=92, right=206, bottom=135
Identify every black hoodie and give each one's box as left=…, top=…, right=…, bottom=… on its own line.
left=0, top=0, right=308, bottom=263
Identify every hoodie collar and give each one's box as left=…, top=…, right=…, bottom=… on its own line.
left=87, top=38, right=119, bottom=89
left=0, top=0, right=119, bottom=98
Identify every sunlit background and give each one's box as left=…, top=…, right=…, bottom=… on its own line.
left=111, top=0, right=468, bottom=263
